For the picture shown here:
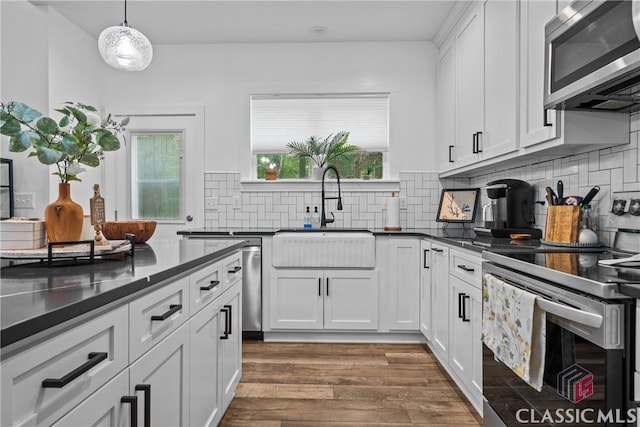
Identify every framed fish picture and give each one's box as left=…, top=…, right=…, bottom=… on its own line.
left=436, top=188, right=480, bottom=223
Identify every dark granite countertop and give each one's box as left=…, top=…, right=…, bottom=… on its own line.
left=178, top=227, right=484, bottom=253
left=0, top=238, right=248, bottom=348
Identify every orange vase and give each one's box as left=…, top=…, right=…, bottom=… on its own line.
left=44, top=183, right=84, bottom=242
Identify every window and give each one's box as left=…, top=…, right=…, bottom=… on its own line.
left=251, top=93, right=389, bottom=179
left=130, top=132, right=182, bottom=220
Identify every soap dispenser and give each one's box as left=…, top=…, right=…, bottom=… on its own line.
left=312, top=206, right=320, bottom=227
left=304, top=207, right=312, bottom=229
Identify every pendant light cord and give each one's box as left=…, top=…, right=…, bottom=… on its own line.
left=123, top=0, right=128, bottom=26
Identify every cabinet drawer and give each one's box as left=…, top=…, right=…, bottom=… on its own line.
left=129, top=276, right=190, bottom=361
left=1, top=305, right=128, bottom=427
left=449, top=249, right=482, bottom=287
left=222, top=252, right=243, bottom=288
left=190, top=260, right=223, bottom=314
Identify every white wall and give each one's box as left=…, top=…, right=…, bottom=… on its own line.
left=0, top=0, right=49, bottom=216
left=102, top=41, right=438, bottom=175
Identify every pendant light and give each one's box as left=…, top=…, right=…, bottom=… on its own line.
left=98, top=0, right=153, bottom=71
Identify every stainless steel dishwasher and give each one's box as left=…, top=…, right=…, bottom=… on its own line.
left=241, top=239, right=263, bottom=340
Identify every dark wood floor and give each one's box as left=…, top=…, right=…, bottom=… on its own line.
left=220, top=342, right=483, bottom=426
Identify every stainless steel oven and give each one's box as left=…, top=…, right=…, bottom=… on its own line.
left=544, top=0, right=640, bottom=112
left=482, top=251, right=637, bottom=426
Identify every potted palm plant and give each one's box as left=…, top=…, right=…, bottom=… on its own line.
left=286, top=131, right=359, bottom=179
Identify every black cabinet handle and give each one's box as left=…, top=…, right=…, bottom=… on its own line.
left=42, top=352, right=108, bottom=388
left=200, top=280, right=220, bottom=291
left=543, top=109, right=552, bottom=127
left=326, top=277, right=330, bottom=296
left=423, top=248, right=430, bottom=269
left=462, top=295, right=471, bottom=322
left=228, top=266, right=242, bottom=274
left=458, top=293, right=465, bottom=319
left=476, top=131, right=482, bottom=153
left=121, top=396, right=138, bottom=427
left=472, top=132, right=478, bottom=154
left=448, top=145, right=454, bottom=163
left=432, top=247, right=443, bottom=253
left=224, top=304, right=233, bottom=335
left=220, top=307, right=229, bottom=339
left=151, top=304, right=182, bottom=321
left=318, top=277, right=321, bottom=296
left=135, top=384, right=151, bottom=427
left=457, top=264, right=475, bottom=272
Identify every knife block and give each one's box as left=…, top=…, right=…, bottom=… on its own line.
left=545, top=206, right=581, bottom=243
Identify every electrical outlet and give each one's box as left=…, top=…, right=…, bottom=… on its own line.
left=400, top=196, right=408, bottom=210
left=232, top=196, right=241, bottom=209
left=14, top=192, right=35, bottom=209
left=205, top=196, right=218, bottom=210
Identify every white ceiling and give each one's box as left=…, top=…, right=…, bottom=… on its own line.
left=33, top=0, right=459, bottom=44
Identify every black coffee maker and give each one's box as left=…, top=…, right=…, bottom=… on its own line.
left=475, top=179, right=541, bottom=238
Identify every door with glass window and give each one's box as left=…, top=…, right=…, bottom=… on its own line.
left=105, top=109, right=204, bottom=240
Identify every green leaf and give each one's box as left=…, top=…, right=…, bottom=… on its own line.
left=79, top=153, right=100, bottom=167
left=60, top=134, right=82, bottom=156
left=36, top=117, right=59, bottom=135
left=0, top=116, right=22, bottom=136
left=65, top=174, right=82, bottom=183
left=59, top=115, right=70, bottom=128
left=84, top=105, right=97, bottom=112
left=97, top=132, right=120, bottom=151
left=36, top=146, right=64, bottom=165
left=65, top=106, right=87, bottom=124
left=54, top=108, right=70, bottom=116
left=9, top=135, right=30, bottom=152
left=120, top=117, right=130, bottom=126
left=12, top=102, right=42, bottom=122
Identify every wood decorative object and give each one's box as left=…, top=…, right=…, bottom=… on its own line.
left=101, top=221, right=157, bottom=243
left=90, top=184, right=109, bottom=246
left=44, top=183, right=83, bottom=242
left=265, top=169, right=277, bottom=180
left=544, top=206, right=581, bottom=243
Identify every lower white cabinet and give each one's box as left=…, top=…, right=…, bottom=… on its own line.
left=385, top=238, right=420, bottom=331
left=419, top=240, right=432, bottom=340
left=269, top=269, right=379, bottom=330
left=52, top=369, right=131, bottom=427
left=430, top=243, right=450, bottom=360
left=129, top=322, right=190, bottom=427
left=219, top=282, right=242, bottom=410
left=448, top=275, right=483, bottom=411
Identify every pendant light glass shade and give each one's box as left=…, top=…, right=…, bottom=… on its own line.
left=98, top=1, right=153, bottom=71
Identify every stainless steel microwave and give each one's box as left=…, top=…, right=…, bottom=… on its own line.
left=545, top=0, right=640, bottom=112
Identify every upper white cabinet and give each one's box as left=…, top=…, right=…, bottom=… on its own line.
left=439, top=0, right=629, bottom=177
left=438, top=0, right=518, bottom=172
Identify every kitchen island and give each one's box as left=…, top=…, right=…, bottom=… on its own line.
left=1, top=237, right=247, bottom=427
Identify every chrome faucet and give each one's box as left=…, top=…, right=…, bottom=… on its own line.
left=321, top=165, right=343, bottom=227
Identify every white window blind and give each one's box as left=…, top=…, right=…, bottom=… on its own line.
left=251, top=93, right=389, bottom=154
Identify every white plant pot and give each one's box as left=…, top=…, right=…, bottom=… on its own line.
left=311, top=166, right=324, bottom=180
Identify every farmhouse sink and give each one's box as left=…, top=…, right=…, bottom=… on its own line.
left=272, top=231, right=375, bottom=268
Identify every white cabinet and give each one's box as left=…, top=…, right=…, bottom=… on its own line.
left=189, top=295, right=223, bottom=427
left=419, top=240, right=432, bottom=340
left=438, top=0, right=518, bottom=173
left=454, top=1, right=485, bottom=167
left=437, top=37, right=456, bottom=171
left=52, top=370, right=131, bottom=427
left=430, top=244, right=450, bottom=360
left=0, top=305, right=129, bottom=427
left=518, top=0, right=629, bottom=151
left=386, top=238, right=420, bottom=331
left=449, top=276, right=483, bottom=412
left=129, top=322, right=191, bottom=427
left=269, top=269, right=379, bottom=330
left=219, top=282, right=242, bottom=409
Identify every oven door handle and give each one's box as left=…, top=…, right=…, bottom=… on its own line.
left=536, top=298, right=603, bottom=328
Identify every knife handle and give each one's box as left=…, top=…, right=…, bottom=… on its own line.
left=581, top=186, right=600, bottom=206
left=557, top=180, right=563, bottom=200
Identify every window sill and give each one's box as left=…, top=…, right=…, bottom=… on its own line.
left=240, top=179, right=400, bottom=193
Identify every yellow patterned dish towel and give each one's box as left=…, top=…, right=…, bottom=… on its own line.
left=482, top=273, right=546, bottom=391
